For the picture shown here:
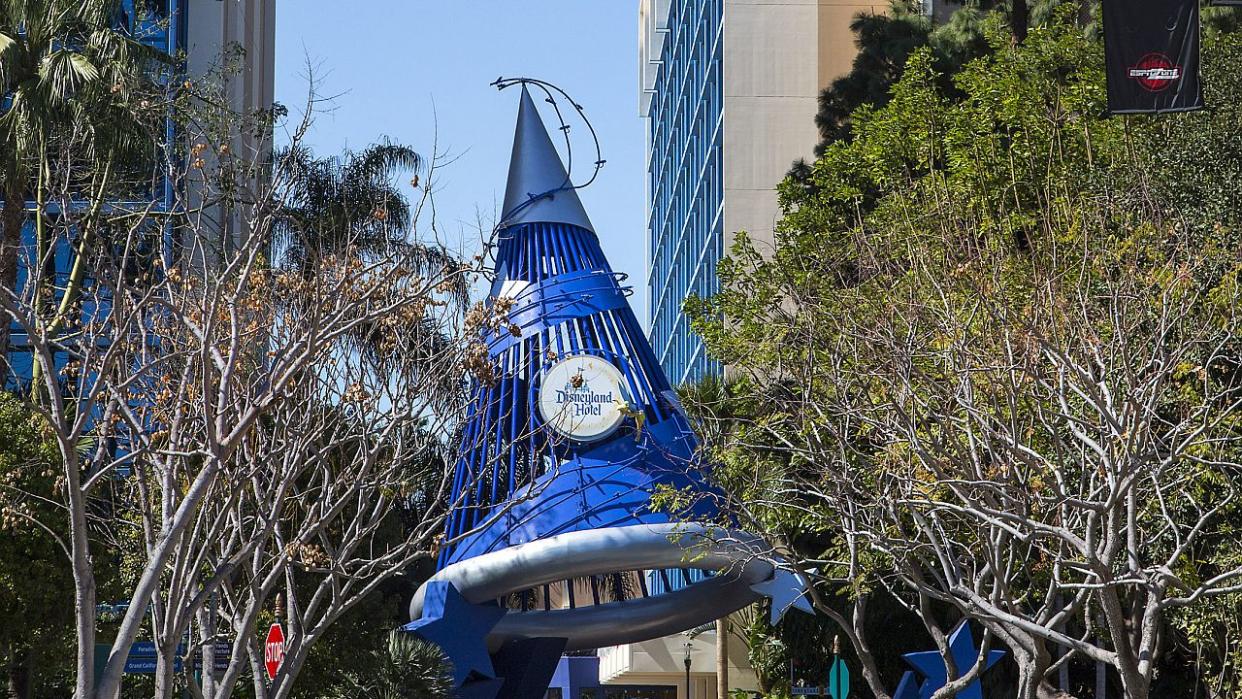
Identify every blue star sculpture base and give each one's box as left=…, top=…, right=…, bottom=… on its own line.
left=896, top=621, right=1005, bottom=699
left=403, top=581, right=567, bottom=699
left=403, top=581, right=506, bottom=687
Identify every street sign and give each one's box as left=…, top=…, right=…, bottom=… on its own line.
left=828, top=657, right=851, bottom=699
left=264, top=623, right=285, bottom=680
left=123, top=656, right=161, bottom=674
left=117, top=640, right=232, bottom=675
left=122, top=643, right=183, bottom=675
left=129, top=641, right=158, bottom=656
left=212, top=640, right=231, bottom=673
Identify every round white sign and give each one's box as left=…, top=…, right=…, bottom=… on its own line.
left=538, top=355, right=629, bottom=441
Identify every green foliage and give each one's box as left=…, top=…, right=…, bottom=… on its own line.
left=702, top=11, right=1242, bottom=372
left=811, top=0, right=1000, bottom=152
left=291, top=568, right=419, bottom=698
left=0, top=0, right=174, bottom=376
left=692, top=7, right=1242, bottom=694
left=0, top=0, right=170, bottom=195
left=741, top=607, right=790, bottom=696
left=0, top=393, right=74, bottom=697
left=321, top=631, right=452, bottom=699
left=807, top=1, right=1235, bottom=155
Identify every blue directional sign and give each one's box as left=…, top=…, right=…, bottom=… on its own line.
left=124, top=649, right=182, bottom=675
left=210, top=640, right=231, bottom=672
left=121, top=640, right=230, bottom=674
left=123, top=656, right=167, bottom=674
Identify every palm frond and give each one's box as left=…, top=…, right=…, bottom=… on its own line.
left=81, top=0, right=123, bottom=29
left=38, top=49, right=99, bottom=98
left=88, top=26, right=173, bottom=71
left=348, top=140, right=422, bottom=185
left=325, top=631, right=452, bottom=699
left=0, top=30, right=20, bottom=92
left=273, top=141, right=427, bottom=269
left=1, top=0, right=174, bottom=216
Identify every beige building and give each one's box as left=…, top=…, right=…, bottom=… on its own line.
left=184, top=0, right=277, bottom=252
left=186, top=0, right=277, bottom=134
left=719, top=0, right=883, bottom=247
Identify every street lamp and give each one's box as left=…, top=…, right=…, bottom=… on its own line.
left=682, top=641, right=693, bottom=699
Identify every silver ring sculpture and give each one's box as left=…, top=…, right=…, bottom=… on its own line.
left=412, top=524, right=792, bottom=651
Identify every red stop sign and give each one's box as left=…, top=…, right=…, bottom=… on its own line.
left=264, top=623, right=285, bottom=681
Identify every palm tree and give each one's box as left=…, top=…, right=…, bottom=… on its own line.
left=274, top=142, right=470, bottom=379
left=327, top=631, right=453, bottom=699
left=276, top=141, right=426, bottom=271
left=0, top=0, right=164, bottom=365
left=811, top=0, right=935, bottom=149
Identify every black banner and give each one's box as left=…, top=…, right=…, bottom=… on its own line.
left=1103, top=0, right=1203, bottom=114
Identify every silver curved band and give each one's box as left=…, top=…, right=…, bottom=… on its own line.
left=411, top=524, right=771, bottom=650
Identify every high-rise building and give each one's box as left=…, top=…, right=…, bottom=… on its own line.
left=185, top=0, right=277, bottom=139
left=3, top=0, right=275, bottom=386
left=640, top=0, right=882, bottom=385
left=627, top=1, right=879, bottom=695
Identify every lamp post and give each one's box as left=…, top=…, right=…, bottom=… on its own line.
left=682, top=641, right=693, bottom=699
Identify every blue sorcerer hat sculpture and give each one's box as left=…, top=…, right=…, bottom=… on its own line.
left=404, top=81, right=811, bottom=699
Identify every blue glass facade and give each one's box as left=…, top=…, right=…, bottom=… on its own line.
left=646, top=0, right=724, bottom=386
left=119, top=0, right=187, bottom=53
left=3, top=0, right=185, bottom=390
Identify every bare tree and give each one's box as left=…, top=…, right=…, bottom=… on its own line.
left=0, top=68, right=505, bottom=698
left=847, top=257, right=1242, bottom=699
left=691, top=222, right=1242, bottom=699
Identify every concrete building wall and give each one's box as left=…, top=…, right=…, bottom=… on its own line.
left=722, top=0, right=882, bottom=254
left=599, top=631, right=760, bottom=698
left=186, top=0, right=276, bottom=121
left=185, top=0, right=276, bottom=252
left=722, top=0, right=818, bottom=254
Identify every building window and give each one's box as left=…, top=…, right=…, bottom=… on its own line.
left=646, top=0, right=724, bottom=383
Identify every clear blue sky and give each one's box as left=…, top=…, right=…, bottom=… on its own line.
left=275, top=1, right=649, bottom=322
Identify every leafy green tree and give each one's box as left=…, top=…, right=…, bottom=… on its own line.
left=739, top=609, right=789, bottom=697
left=0, top=393, right=74, bottom=698
left=291, top=583, right=411, bottom=699
left=808, top=0, right=1077, bottom=155
left=690, top=9, right=1242, bottom=699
